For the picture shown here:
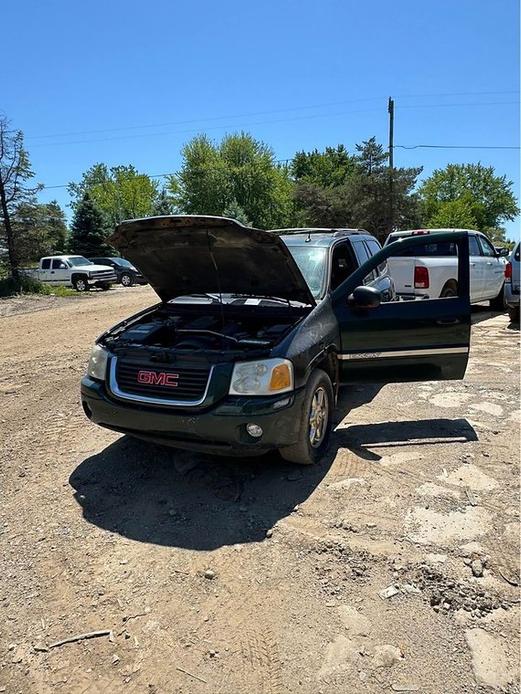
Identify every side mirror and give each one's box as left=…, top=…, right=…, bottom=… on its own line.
left=348, top=285, right=382, bottom=309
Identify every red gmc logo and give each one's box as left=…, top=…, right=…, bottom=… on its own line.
left=137, top=370, right=179, bottom=387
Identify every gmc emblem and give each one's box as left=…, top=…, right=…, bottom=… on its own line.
left=137, top=370, right=179, bottom=387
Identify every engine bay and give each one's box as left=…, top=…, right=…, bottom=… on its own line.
left=104, top=303, right=308, bottom=355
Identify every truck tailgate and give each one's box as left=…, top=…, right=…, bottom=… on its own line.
left=386, top=257, right=415, bottom=295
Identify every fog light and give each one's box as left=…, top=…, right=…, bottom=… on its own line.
left=246, top=423, right=263, bottom=438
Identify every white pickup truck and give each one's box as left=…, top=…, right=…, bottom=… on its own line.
left=385, top=229, right=505, bottom=308
left=30, top=255, right=117, bottom=291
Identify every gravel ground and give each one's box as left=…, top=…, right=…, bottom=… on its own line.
left=0, top=286, right=519, bottom=694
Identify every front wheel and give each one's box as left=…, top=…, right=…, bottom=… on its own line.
left=279, top=369, right=333, bottom=465
left=120, top=272, right=133, bottom=287
left=508, top=306, right=519, bottom=323
left=72, top=276, right=88, bottom=292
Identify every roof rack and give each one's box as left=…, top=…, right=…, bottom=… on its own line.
left=270, top=228, right=367, bottom=237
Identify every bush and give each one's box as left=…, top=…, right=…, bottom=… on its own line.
left=0, top=275, right=75, bottom=298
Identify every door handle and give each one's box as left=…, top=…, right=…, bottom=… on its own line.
left=436, top=318, right=460, bottom=326
left=50, top=271, right=55, bottom=274
left=470, top=263, right=476, bottom=267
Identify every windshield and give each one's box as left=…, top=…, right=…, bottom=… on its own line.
left=68, top=256, right=92, bottom=266
left=112, top=257, right=134, bottom=268
left=286, top=246, right=328, bottom=299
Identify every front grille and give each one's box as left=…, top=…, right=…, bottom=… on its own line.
left=92, top=270, right=115, bottom=279
left=113, top=360, right=211, bottom=402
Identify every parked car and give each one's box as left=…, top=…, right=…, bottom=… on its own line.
left=504, top=242, right=520, bottom=322
left=30, top=255, right=117, bottom=291
left=89, top=257, right=147, bottom=287
left=81, top=216, right=471, bottom=466
left=384, top=229, right=505, bottom=308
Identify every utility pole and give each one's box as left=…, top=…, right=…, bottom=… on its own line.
left=388, top=96, right=394, bottom=234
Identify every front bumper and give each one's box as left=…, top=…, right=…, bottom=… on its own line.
left=88, top=273, right=117, bottom=286
left=81, top=376, right=306, bottom=456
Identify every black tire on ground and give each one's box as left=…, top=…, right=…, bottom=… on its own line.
left=120, top=272, right=133, bottom=287
left=489, top=285, right=505, bottom=311
left=440, top=281, right=458, bottom=298
left=99, top=283, right=112, bottom=291
left=508, top=306, right=519, bottom=323
left=279, top=368, right=334, bottom=465
left=72, top=275, right=88, bottom=292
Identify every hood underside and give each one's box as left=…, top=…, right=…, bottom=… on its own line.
left=111, top=215, right=316, bottom=305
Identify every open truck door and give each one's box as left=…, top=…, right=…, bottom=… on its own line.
left=332, top=231, right=471, bottom=383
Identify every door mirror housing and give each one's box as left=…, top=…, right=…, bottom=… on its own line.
left=348, top=285, right=381, bottom=309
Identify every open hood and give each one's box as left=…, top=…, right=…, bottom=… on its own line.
left=111, top=215, right=316, bottom=305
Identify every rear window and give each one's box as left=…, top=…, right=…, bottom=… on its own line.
left=41, top=259, right=51, bottom=269
left=394, top=241, right=457, bottom=257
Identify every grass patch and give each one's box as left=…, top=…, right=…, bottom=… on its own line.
left=0, top=275, right=76, bottom=298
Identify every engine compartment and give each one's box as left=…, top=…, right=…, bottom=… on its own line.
left=104, top=303, right=308, bottom=355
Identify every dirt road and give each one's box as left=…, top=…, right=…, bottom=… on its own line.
left=1, top=287, right=519, bottom=693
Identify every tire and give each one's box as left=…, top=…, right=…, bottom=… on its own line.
left=120, top=272, right=133, bottom=287
left=440, top=281, right=458, bottom=298
left=72, top=275, right=88, bottom=292
left=508, top=306, right=519, bottom=323
left=489, top=285, right=505, bottom=311
left=279, top=369, right=333, bottom=465
left=99, top=283, right=111, bottom=291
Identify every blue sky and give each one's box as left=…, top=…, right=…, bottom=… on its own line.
left=3, top=0, right=520, bottom=238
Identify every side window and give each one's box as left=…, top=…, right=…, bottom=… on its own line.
left=364, top=238, right=387, bottom=275
left=351, top=240, right=376, bottom=283
left=41, top=259, right=51, bottom=270
left=330, top=242, right=358, bottom=290
left=469, top=236, right=481, bottom=256
left=52, top=259, right=67, bottom=269
left=478, top=236, right=496, bottom=257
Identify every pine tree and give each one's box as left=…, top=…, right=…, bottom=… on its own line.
left=69, top=194, right=112, bottom=256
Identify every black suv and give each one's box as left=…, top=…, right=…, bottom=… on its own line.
left=81, top=216, right=471, bottom=465
left=89, top=257, right=147, bottom=287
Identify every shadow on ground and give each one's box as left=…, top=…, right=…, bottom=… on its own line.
left=70, top=384, right=477, bottom=550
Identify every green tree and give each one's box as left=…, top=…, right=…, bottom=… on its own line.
left=0, top=116, right=42, bottom=281
left=222, top=199, right=252, bottom=226
left=68, top=194, right=112, bottom=256
left=152, top=188, right=176, bottom=216
left=169, top=132, right=294, bottom=228
left=420, top=163, right=519, bottom=232
left=427, top=196, right=478, bottom=229
left=293, top=138, right=422, bottom=240
left=69, top=164, right=159, bottom=226
left=291, top=145, right=356, bottom=188
left=11, top=200, right=68, bottom=263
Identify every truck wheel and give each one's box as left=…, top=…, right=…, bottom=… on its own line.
left=440, top=281, right=458, bottom=298
left=72, top=276, right=88, bottom=292
left=120, top=272, right=133, bottom=287
left=279, top=369, right=333, bottom=465
left=508, top=306, right=519, bottom=323
left=489, top=285, right=505, bottom=311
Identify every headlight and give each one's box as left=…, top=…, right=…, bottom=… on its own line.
left=229, top=358, right=294, bottom=396
left=87, top=344, right=109, bottom=381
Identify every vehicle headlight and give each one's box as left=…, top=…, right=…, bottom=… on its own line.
left=87, top=344, right=109, bottom=381
left=229, top=358, right=294, bottom=396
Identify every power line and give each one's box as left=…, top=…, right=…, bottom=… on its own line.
left=39, top=142, right=520, bottom=191
left=395, top=144, right=520, bottom=150
left=23, top=90, right=520, bottom=141
left=28, top=100, right=519, bottom=150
